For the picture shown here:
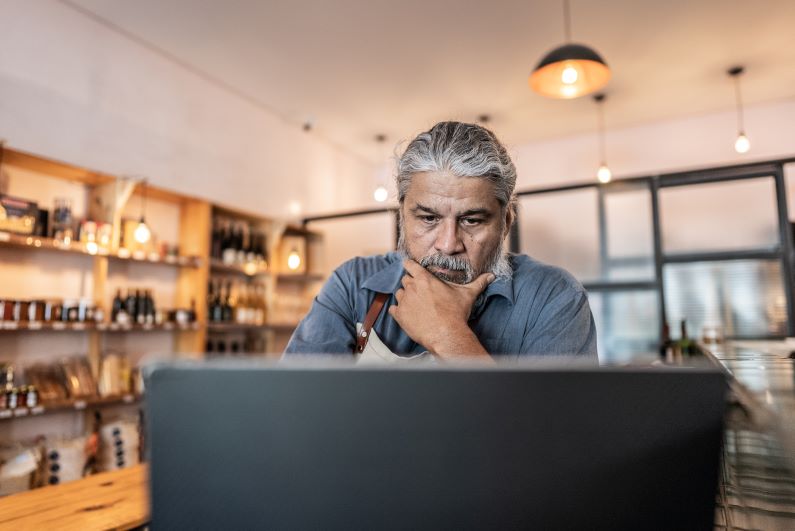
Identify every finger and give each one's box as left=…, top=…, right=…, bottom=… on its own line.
left=395, top=287, right=405, bottom=302
left=465, top=272, right=496, bottom=295
left=400, top=273, right=414, bottom=288
left=388, top=305, right=400, bottom=322
left=403, top=259, right=429, bottom=278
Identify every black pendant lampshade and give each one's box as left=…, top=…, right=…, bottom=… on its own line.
left=530, top=43, right=611, bottom=99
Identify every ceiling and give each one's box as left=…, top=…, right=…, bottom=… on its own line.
left=67, top=0, right=795, bottom=163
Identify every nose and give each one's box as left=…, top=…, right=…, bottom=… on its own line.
left=434, top=218, right=464, bottom=256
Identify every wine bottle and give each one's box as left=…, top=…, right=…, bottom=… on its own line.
left=245, top=227, right=256, bottom=264
left=145, top=290, right=155, bottom=325
left=678, top=320, right=696, bottom=357
left=659, top=322, right=674, bottom=363
left=125, top=290, right=137, bottom=324
left=211, top=219, right=222, bottom=259
left=222, top=281, right=233, bottom=322
left=221, top=221, right=237, bottom=265
left=236, top=224, right=247, bottom=264
left=111, top=289, right=123, bottom=322
left=211, top=281, right=224, bottom=323
left=135, top=290, right=145, bottom=325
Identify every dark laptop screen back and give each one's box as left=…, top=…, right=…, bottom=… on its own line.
left=145, top=363, right=726, bottom=530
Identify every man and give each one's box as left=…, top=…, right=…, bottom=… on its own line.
left=285, top=121, right=597, bottom=360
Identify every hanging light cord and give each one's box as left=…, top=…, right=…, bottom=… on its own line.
left=140, top=178, right=148, bottom=221
left=732, top=75, right=745, bottom=134
left=563, top=0, right=572, bottom=42
left=596, top=98, right=607, bottom=165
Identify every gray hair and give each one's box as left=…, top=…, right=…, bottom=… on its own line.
left=396, top=121, right=517, bottom=208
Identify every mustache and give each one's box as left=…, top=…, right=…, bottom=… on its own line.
left=418, top=253, right=474, bottom=273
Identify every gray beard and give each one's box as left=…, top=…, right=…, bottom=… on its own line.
left=397, top=219, right=513, bottom=285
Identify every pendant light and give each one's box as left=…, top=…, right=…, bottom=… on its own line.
left=287, top=248, right=302, bottom=271
left=133, top=179, right=151, bottom=244
left=530, top=0, right=611, bottom=99
left=373, top=133, right=389, bottom=203
left=728, top=66, right=750, bottom=154
left=594, top=93, right=612, bottom=183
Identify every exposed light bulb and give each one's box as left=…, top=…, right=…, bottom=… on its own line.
left=560, top=85, right=578, bottom=98
left=561, top=64, right=579, bottom=85
left=287, top=250, right=301, bottom=271
left=134, top=219, right=151, bottom=244
left=597, top=164, right=612, bottom=183
left=734, top=133, right=750, bottom=154
left=373, top=186, right=388, bottom=202
left=288, top=201, right=302, bottom=216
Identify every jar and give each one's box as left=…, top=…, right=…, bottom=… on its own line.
left=78, top=299, right=94, bottom=322
left=14, top=300, right=30, bottom=322
left=17, top=386, right=28, bottom=408
left=29, top=300, right=46, bottom=322
left=62, top=300, right=78, bottom=322
left=26, top=385, right=38, bottom=408
left=44, top=300, right=63, bottom=322
left=6, top=388, right=18, bottom=409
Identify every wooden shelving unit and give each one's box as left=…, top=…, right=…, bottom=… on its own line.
left=0, top=394, right=143, bottom=422
left=0, top=144, right=327, bottom=432
left=0, top=231, right=202, bottom=267
left=209, top=258, right=269, bottom=277
left=206, top=322, right=298, bottom=333
left=0, top=321, right=201, bottom=333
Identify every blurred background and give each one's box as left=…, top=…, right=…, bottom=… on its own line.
left=1, top=1, right=795, bottom=496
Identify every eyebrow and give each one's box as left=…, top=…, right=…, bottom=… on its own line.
left=410, top=203, right=494, bottom=218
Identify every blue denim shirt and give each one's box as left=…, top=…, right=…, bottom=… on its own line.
left=284, top=252, right=597, bottom=358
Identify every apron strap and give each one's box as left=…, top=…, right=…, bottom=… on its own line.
left=355, top=292, right=389, bottom=354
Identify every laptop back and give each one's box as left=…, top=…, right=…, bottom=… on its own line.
left=146, top=363, right=726, bottom=530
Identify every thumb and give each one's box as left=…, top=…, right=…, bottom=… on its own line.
left=467, top=272, right=495, bottom=294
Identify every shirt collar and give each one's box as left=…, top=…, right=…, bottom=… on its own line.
left=361, top=253, right=515, bottom=305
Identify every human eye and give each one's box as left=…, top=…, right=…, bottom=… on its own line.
left=460, top=217, right=484, bottom=227
left=418, top=214, right=439, bottom=224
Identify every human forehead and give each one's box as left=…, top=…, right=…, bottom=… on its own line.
left=403, top=172, right=501, bottom=213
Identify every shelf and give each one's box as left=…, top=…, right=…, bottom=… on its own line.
left=0, top=394, right=142, bottom=422
left=276, top=273, right=325, bottom=283
left=0, top=321, right=202, bottom=333
left=207, top=322, right=298, bottom=333
left=209, top=259, right=269, bottom=277
left=0, top=231, right=203, bottom=268
left=97, top=322, right=202, bottom=332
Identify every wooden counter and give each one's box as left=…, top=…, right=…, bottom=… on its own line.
left=0, top=464, right=148, bottom=530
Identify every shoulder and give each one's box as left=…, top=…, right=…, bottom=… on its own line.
left=510, top=254, right=586, bottom=300
left=329, top=251, right=402, bottom=291
left=333, top=252, right=401, bottom=278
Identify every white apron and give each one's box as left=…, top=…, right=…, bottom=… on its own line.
left=354, top=322, right=436, bottom=365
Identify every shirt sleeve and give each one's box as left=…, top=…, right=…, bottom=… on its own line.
left=520, top=286, right=598, bottom=359
left=283, top=267, right=358, bottom=356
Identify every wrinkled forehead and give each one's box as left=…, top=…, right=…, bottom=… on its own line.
left=402, top=172, right=502, bottom=213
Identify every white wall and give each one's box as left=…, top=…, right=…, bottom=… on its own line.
left=510, top=99, right=795, bottom=190
left=0, top=0, right=377, bottom=218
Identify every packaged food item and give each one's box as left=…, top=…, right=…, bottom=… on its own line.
left=98, top=419, right=140, bottom=471
left=0, top=445, right=40, bottom=496
left=98, top=352, right=131, bottom=397
left=0, top=195, right=38, bottom=235
left=24, top=363, right=68, bottom=402
left=59, top=357, right=97, bottom=398
left=41, top=436, right=88, bottom=486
